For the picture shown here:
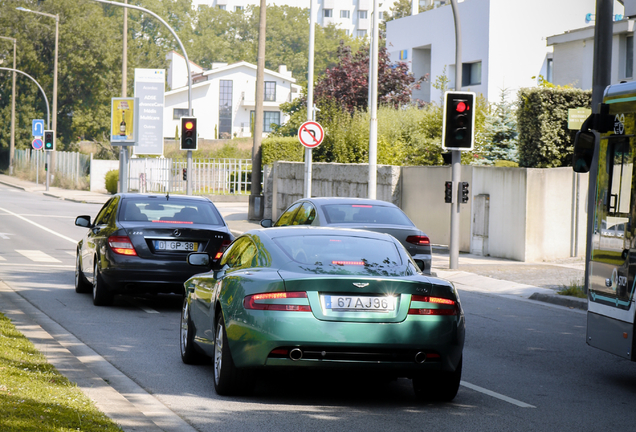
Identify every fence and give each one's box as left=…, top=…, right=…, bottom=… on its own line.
left=127, top=158, right=253, bottom=195
left=14, top=149, right=90, bottom=187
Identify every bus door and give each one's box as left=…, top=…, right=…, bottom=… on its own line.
left=588, top=130, right=636, bottom=360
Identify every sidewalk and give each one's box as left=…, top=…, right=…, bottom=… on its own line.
left=0, top=173, right=586, bottom=311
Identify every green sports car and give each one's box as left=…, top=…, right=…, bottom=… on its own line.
left=180, top=226, right=465, bottom=401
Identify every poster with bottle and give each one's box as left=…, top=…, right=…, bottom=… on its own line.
left=110, top=97, right=139, bottom=144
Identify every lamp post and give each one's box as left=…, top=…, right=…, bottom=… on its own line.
left=17, top=7, right=58, bottom=190
left=0, top=37, right=16, bottom=175
left=92, top=0, right=194, bottom=194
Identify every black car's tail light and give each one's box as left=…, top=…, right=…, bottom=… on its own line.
left=408, top=295, right=457, bottom=316
left=213, top=239, right=232, bottom=261
left=406, top=235, right=430, bottom=246
left=244, top=292, right=311, bottom=312
left=108, top=235, right=138, bottom=256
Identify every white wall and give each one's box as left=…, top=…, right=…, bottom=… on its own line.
left=166, top=52, right=204, bottom=91
left=90, top=159, right=119, bottom=193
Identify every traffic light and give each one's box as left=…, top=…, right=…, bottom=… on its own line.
left=180, top=117, right=198, bottom=150
left=445, top=181, right=453, bottom=203
left=442, top=92, right=475, bottom=151
left=44, top=130, right=55, bottom=151
left=182, top=168, right=187, bottom=181
left=461, top=182, right=470, bottom=203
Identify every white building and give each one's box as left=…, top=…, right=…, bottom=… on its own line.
left=192, top=0, right=402, bottom=37
left=164, top=52, right=302, bottom=140
left=547, top=18, right=634, bottom=90
left=386, top=0, right=624, bottom=104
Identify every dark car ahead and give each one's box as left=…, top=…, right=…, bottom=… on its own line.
left=260, top=198, right=433, bottom=274
left=74, top=193, right=233, bottom=306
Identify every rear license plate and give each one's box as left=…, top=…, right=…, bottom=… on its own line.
left=324, top=295, right=396, bottom=312
left=153, top=240, right=198, bottom=252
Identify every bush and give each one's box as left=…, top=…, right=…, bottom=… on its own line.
left=104, top=169, right=118, bottom=194
left=262, top=136, right=305, bottom=165
left=517, top=87, right=592, bottom=168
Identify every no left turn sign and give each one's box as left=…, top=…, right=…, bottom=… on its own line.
left=298, top=121, right=324, bottom=148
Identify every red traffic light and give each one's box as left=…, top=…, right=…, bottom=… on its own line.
left=455, top=101, right=468, bottom=113
left=184, top=121, right=194, bottom=131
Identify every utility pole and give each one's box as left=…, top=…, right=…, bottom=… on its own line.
left=0, top=37, right=16, bottom=175
left=120, top=0, right=129, bottom=193
left=368, top=0, right=379, bottom=199
left=249, top=0, right=266, bottom=220
left=304, top=0, right=316, bottom=198
left=584, top=0, right=613, bottom=292
left=449, top=0, right=462, bottom=270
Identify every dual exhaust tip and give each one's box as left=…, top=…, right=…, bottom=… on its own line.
left=288, top=348, right=428, bottom=363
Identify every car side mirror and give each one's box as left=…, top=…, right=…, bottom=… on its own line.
left=187, top=252, right=211, bottom=267
left=75, top=215, right=92, bottom=228
left=260, top=219, right=273, bottom=228
left=572, top=130, right=598, bottom=173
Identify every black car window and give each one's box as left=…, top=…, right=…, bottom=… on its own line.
left=274, top=203, right=302, bottom=227
left=292, top=203, right=316, bottom=225
left=95, top=197, right=119, bottom=225
left=322, top=204, right=414, bottom=226
left=118, top=199, right=223, bottom=225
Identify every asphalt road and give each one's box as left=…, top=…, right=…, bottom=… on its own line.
left=1, top=186, right=635, bottom=432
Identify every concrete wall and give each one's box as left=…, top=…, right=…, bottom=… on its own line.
left=264, top=162, right=589, bottom=262
left=90, top=159, right=119, bottom=193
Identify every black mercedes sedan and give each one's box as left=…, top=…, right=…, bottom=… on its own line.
left=74, top=193, right=233, bottom=306
left=261, top=198, right=433, bottom=274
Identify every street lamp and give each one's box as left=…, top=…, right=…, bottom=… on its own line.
left=0, top=36, right=16, bottom=175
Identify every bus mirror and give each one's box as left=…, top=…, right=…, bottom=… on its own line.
left=572, top=131, right=597, bottom=173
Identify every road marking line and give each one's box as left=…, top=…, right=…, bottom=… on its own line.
left=0, top=262, right=73, bottom=268
left=66, top=251, right=75, bottom=256
left=16, top=250, right=62, bottom=263
left=140, top=307, right=159, bottom=314
left=0, top=256, right=5, bottom=261
left=0, top=206, right=77, bottom=245
left=460, top=381, right=536, bottom=408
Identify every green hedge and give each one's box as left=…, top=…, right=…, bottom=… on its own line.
left=517, top=87, right=592, bottom=168
left=262, top=136, right=305, bottom=166
left=105, top=169, right=118, bottom=194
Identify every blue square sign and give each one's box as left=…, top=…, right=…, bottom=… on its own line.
left=32, top=119, right=45, bottom=137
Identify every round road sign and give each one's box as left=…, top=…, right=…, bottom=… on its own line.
left=298, top=121, right=324, bottom=148
left=32, top=138, right=43, bottom=150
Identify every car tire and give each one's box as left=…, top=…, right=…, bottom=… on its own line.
left=75, top=253, right=92, bottom=294
left=92, top=261, right=114, bottom=306
left=413, top=357, right=462, bottom=402
left=180, top=296, right=210, bottom=365
left=213, top=314, right=253, bottom=396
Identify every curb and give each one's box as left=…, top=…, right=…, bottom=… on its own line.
left=528, top=292, right=587, bottom=310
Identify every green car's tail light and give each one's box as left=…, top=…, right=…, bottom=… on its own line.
left=406, top=235, right=430, bottom=246
left=244, top=292, right=312, bottom=312
left=108, top=236, right=137, bottom=256
left=408, top=295, right=457, bottom=316
left=214, top=239, right=232, bottom=261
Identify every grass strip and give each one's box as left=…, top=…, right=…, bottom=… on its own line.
left=0, top=312, right=122, bottom=431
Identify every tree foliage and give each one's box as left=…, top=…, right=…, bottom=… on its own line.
left=475, top=88, right=519, bottom=165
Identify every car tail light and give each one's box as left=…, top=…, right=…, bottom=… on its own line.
left=108, top=236, right=137, bottom=256
left=408, top=295, right=457, bottom=316
left=213, top=239, right=232, bottom=261
left=406, top=235, right=430, bottom=246
left=244, top=292, right=311, bottom=312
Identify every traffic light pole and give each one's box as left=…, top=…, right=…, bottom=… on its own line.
left=449, top=0, right=462, bottom=270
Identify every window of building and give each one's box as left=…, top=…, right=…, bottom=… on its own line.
left=235, top=5, right=243, bottom=11
left=546, top=58, right=553, bottom=83
left=173, top=108, right=191, bottom=120
left=219, top=80, right=233, bottom=139
left=340, top=10, right=350, bottom=19
left=264, top=81, right=276, bottom=102
left=359, top=10, right=368, bottom=19
left=626, top=35, right=634, bottom=78
left=217, top=4, right=226, bottom=10
left=461, top=61, right=482, bottom=86
left=356, top=29, right=367, bottom=38
left=378, top=11, right=384, bottom=20
left=250, top=111, right=281, bottom=133
left=324, top=9, right=333, bottom=18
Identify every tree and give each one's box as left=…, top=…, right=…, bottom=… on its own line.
left=314, top=41, right=425, bottom=113
left=476, top=88, right=519, bottom=165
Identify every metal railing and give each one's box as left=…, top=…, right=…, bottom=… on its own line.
left=14, top=149, right=90, bottom=187
left=127, top=157, right=253, bottom=195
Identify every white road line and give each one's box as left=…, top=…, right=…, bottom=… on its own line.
left=16, top=250, right=62, bottom=263
left=66, top=251, right=76, bottom=256
left=0, top=262, right=73, bottom=269
left=0, top=206, right=77, bottom=245
left=126, top=299, right=160, bottom=314
left=0, top=256, right=5, bottom=261
left=461, top=381, right=536, bottom=408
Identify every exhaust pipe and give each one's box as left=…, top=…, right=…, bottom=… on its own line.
left=289, top=348, right=303, bottom=361
left=414, top=351, right=427, bottom=364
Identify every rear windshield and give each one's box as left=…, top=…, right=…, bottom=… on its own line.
left=273, top=235, right=403, bottom=276
left=322, top=204, right=414, bottom=226
left=119, top=199, right=223, bottom=225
